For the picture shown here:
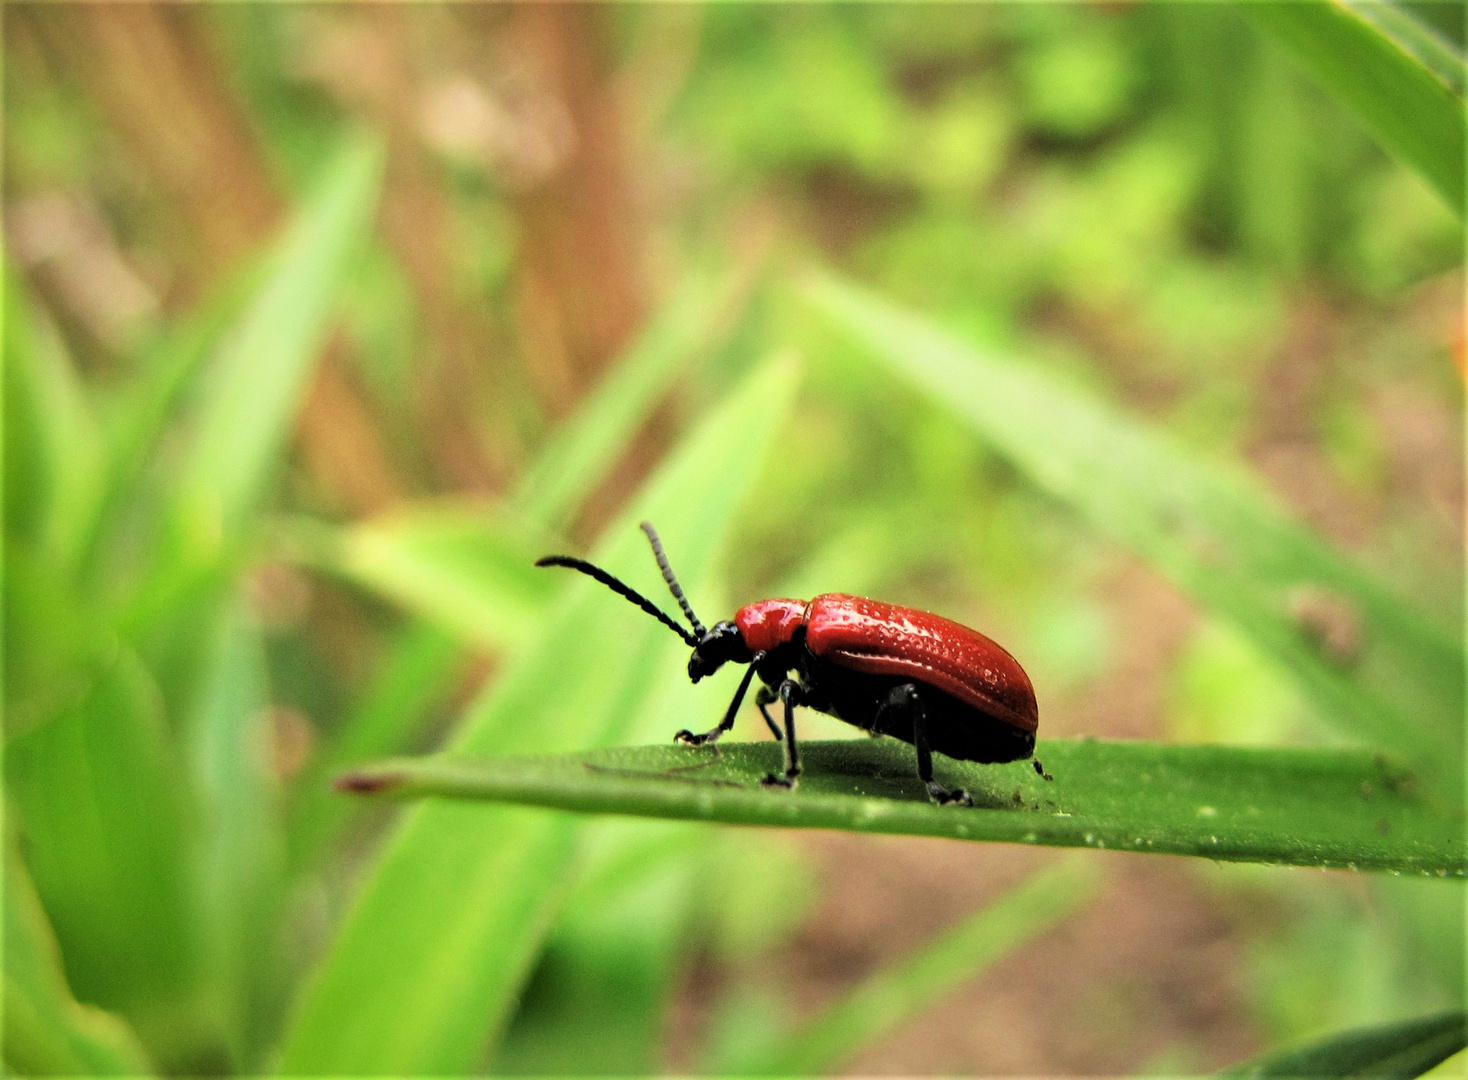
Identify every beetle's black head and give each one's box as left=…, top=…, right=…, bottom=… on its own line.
left=688, top=620, right=752, bottom=683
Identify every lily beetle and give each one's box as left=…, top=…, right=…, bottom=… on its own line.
left=537, top=523, right=1045, bottom=806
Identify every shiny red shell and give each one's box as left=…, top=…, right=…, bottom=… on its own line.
left=733, top=593, right=1038, bottom=733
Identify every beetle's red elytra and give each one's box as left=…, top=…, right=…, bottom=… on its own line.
left=537, top=524, right=1047, bottom=806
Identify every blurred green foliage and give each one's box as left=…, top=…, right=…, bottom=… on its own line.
left=3, top=3, right=1463, bottom=1076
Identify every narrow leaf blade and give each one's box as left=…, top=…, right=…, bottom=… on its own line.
left=3, top=848, right=153, bottom=1077
left=281, top=506, right=554, bottom=654
left=1240, top=0, right=1466, bottom=214
left=337, top=738, right=1466, bottom=877
left=511, top=261, right=757, bottom=532
left=1222, top=1009, right=1467, bottom=1080
left=727, top=857, right=1097, bottom=1075
left=173, top=130, right=384, bottom=557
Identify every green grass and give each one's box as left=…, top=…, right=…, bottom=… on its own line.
left=1222, top=1009, right=1467, bottom=1079
left=1241, top=0, right=1465, bottom=214
left=338, top=737, right=1465, bottom=877
left=5, top=5, right=1463, bottom=1076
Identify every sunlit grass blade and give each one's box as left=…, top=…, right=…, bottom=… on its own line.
left=187, top=592, right=285, bottom=1069
left=719, top=856, right=1096, bottom=1076
left=510, top=260, right=758, bottom=533
left=171, top=130, right=384, bottom=562
left=1221, top=1009, right=1467, bottom=1079
left=276, top=353, right=802, bottom=1075
left=798, top=273, right=1463, bottom=801
left=3, top=846, right=154, bottom=1077
left=83, top=266, right=257, bottom=576
left=277, top=505, right=554, bottom=653
left=283, top=263, right=752, bottom=649
left=2, top=266, right=103, bottom=568
left=1239, top=0, right=1465, bottom=214
left=337, top=738, right=1465, bottom=877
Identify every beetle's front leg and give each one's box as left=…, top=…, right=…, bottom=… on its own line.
left=760, top=679, right=803, bottom=789
left=675, top=651, right=766, bottom=747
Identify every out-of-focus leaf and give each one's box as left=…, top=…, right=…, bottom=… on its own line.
left=277, top=353, right=802, bottom=1075
left=282, top=506, right=554, bottom=653
left=490, top=819, right=704, bottom=1075
left=187, top=592, right=285, bottom=1069
left=84, top=267, right=256, bottom=575
left=721, top=857, right=1097, bottom=1076
left=338, top=738, right=1465, bottom=877
left=283, top=262, right=753, bottom=653
left=798, top=273, right=1463, bottom=802
left=171, top=130, right=384, bottom=561
left=511, top=260, right=758, bottom=533
left=1222, top=1009, right=1466, bottom=1079
left=287, top=621, right=463, bottom=871
left=2, top=267, right=103, bottom=567
left=3, top=845, right=154, bottom=1077
left=4, top=651, right=196, bottom=1043
left=488, top=636, right=748, bottom=1076
left=1239, top=0, right=1465, bottom=214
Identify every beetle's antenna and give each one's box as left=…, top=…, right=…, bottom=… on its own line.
left=536, top=556, right=699, bottom=647
left=640, top=522, right=707, bottom=638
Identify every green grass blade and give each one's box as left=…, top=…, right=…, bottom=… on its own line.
left=510, top=261, right=756, bottom=532
left=1239, top=0, right=1465, bottom=214
left=2, top=267, right=103, bottom=568
left=278, top=506, right=554, bottom=654
left=276, top=353, right=802, bottom=1075
left=337, top=738, right=1466, bottom=877
left=722, top=857, right=1097, bottom=1076
left=1222, top=1009, right=1467, bottom=1079
left=83, top=267, right=256, bottom=576
left=187, top=592, right=285, bottom=1069
left=172, top=130, right=384, bottom=561
left=286, top=622, right=464, bottom=872
left=287, top=262, right=754, bottom=647
left=3, top=847, right=154, bottom=1076
left=798, top=273, right=1463, bottom=801
left=4, top=650, right=196, bottom=1050
left=490, top=820, right=707, bottom=1075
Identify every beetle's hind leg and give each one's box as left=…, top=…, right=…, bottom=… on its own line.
left=880, top=683, right=973, bottom=807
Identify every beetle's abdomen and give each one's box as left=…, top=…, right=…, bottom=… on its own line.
left=735, top=598, right=809, bottom=654
left=805, top=594, right=1038, bottom=733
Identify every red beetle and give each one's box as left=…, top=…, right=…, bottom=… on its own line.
left=538, top=523, right=1044, bottom=806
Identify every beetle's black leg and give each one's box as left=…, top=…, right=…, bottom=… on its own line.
left=754, top=685, right=783, bottom=741
left=674, top=658, right=761, bottom=747
left=884, top=683, right=973, bottom=807
left=1033, top=758, right=1053, bottom=781
left=761, top=679, right=803, bottom=788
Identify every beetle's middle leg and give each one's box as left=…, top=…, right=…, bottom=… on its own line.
left=754, top=684, right=784, bottom=741
left=880, top=683, right=973, bottom=807
left=760, top=679, right=803, bottom=789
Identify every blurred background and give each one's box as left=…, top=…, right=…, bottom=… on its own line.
left=4, top=3, right=1463, bottom=1076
